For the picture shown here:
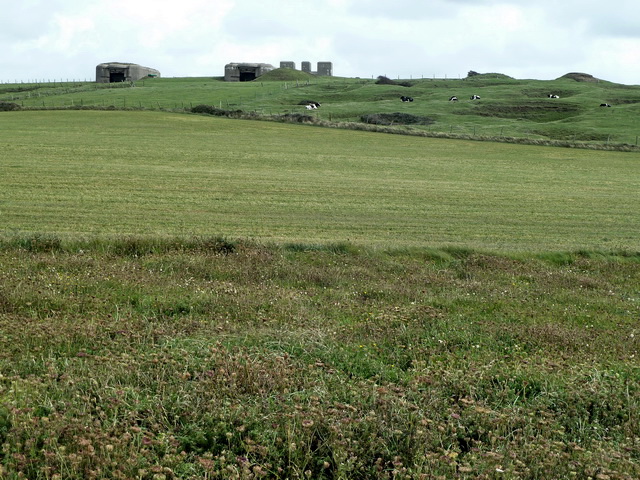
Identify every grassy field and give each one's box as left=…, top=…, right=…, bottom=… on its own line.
left=3, top=72, right=640, bottom=145
left=0, top=78, right=639, bottom=479
left=2, top=110, right=639, bottom=253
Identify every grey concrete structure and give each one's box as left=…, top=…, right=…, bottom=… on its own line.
left=317, top=62, right=333, bottom=77
left=224, top=63, right=275, bottom=82
left=95, top=62, right=160, bottom=83
left=280, top=61, right=296, bottom=69
left=301, top=61, right=312, bottom=74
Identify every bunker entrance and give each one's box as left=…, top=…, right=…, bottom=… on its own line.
left=239, top=70, right=257, bottom=82
left=109, top=70, right=126, bottom=82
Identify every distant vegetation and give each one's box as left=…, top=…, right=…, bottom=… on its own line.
left=375, top=75, right=414, bottom=87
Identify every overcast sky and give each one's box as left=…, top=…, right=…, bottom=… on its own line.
left=2, top=0, right=640, bottom=84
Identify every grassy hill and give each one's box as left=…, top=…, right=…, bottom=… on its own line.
left=2, top=72, right=640, bottom=146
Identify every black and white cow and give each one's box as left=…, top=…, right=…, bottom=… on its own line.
left=600, top=103, right=611, bottom=107
left=470, top=95, right=481, bottom=100
left=548, top=94, right=560, bottom=99
left=449, top=96, right=458, bottom=102
left=400, top=96, right=414, bottom=102
left=305, top=101, right=321, bottom=110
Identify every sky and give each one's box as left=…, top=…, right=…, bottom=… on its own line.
left=2, top=0, right=640, bottom=85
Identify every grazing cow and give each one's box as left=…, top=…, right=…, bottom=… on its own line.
left=305, top=104, right=316, bottom=110
left=449, top=96, right=458, bottom=102
left=548, top=94, right=560, bottom=99
left=400, top=96, right=414, bottom=102
left=470, top=95, right=481, bottom=100
left=600, top=103, right=611, bottom=107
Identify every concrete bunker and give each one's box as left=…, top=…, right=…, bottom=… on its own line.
left=95, top=63, right=161, bottom=83
left=224, top=61, right=333, bottom=81
left=224, top=63, right=275, bottom=82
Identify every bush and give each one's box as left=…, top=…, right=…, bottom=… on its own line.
left=375, top=76, right=413, bottom=87
left=276, top=113, right=317, bottom=124
left=191, top=104, right=244, bottom=117
left=361, top=112, right=435, bottom=126
left=0, top=102, right=21, bottom=111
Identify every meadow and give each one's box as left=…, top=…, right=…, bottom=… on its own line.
left=3, top=71, right=640, bottom=146
left=0, top=75, right=639, bottom=479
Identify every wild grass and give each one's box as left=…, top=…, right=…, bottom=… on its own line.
left=0, top=238, right=638, bottom=479
left=2, top=110, right=639, bottom=253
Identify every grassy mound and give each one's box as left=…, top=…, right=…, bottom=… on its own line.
left=560, top=72, right=602, bottom=83
left=258, top=68, right=316, bottom=82
left=466, top=72, right=515, bottom=80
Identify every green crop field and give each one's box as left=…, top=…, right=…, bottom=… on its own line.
left=0, top=75, right=639, bottom=480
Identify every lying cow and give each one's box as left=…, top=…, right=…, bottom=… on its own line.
left=470, top=95, right=481, bottom=100
left=548, top=94, right=560, bottom=99
left=449, top=96, right=458, bottom=102
left=600, top=103, right=611, bottom=107
left=400, top=96, right=414, bottom=102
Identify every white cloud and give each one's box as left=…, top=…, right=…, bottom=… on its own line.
left=1, top=0, right=639, bottom=84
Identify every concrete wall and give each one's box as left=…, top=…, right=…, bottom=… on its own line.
left=96, top=63, right=160, bottom=83
left=280, top=61, right=296, bottom=69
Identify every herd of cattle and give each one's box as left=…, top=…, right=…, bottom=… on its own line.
left=424, top=93, right=611, bottom=107
left=303, top=95, right=613, bottom=109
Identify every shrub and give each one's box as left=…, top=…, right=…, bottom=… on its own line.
left=0, top=102, right=21, bottom=111
left=361, top=112, right=435, bottom=126
left=276, top=113, right=317, bottom=123
left=375, top=76, right=413, bottom=87
left=191, top=104, right=244, bottom=117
